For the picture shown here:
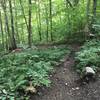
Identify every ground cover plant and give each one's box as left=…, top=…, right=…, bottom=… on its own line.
left=0, top=46, right=70, bottom=99
left=75, top=39, right=100, bottom=74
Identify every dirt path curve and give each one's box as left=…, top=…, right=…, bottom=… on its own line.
left=31, top=44, right=100, bottom=100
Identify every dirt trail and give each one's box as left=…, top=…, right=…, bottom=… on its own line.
left=31, top=44, right=100, bottom=100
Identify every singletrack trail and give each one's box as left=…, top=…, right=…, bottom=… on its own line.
left=31, top=44, right=100, bottom=100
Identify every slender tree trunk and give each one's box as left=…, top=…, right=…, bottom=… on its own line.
left=19, top=0, right=29, bottom=32
left=65, top=0, right=71, bottom=35
left=46, top=15, right=49, bottom=42
left=28, top=0, right=32, bottom=47
left=87, top=0, right=91, bottom=22
left=92, top=0, right=97, bottom=21
left=9, top=0, right=17, bottom=50
left=1, top=0, right=12, bottom=50
left=91, top=0, right=97, bottom=34
left=49, top=0, right=53, bottom=41
left=37, top=0, right=42, bottom=41
left=58, top=5, right=62, bottom=24
left=14, top=0, right=20, bottom=43
left=44, top=4, right=49, bottom=42
left=21, top=24, right=24, bottom=43
left=66, top=0, right=73, bottom=8
left=38, top=0, right=42, bottom=41
left=0, top=11, right=4, bottom=48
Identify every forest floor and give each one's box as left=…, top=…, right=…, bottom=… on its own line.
left=30, top=44, right=100, bottom=100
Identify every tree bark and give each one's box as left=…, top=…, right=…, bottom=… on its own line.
left=66, top=0, right=73, bottom=8
left=28, top=0, right=32, bottom=47
left=14, top=0, right=20, bottom=43
left=1, top=0, right=12, bottom=50
left=93, top=0, right=97, bottom=21
left=49, top=0, right=53, bottom=41
left=44, top=3, right=49, bottom=42
left=87, top=0, right=91, bottom=22
left=9, top=0, right=17, bottom=50
left=19, top=0, right=29, bottom=32
left=37, top=0, right=42, bottom=41
left=0, top=11, right=4, bottom=48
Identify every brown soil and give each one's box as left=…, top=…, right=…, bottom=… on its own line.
left=30, top=44, right=100, bottom=100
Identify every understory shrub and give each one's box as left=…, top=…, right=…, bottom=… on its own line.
left=75, top=39, right=100, bottom=73
left=0, top=46, right=70, bottom=99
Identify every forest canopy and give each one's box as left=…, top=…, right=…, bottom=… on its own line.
left=0, top=0, right=99, bottom=50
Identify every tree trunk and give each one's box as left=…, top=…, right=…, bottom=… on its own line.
left=87, top=0, right=91, bottom=22
left=44, top=3, right=49, bottom=42
left=9, top=0, right=17, bottom=50
left=14, top=0, right=20, bottom=43
left=0, top=11, right=4, bottom=49
left=19, top=0, right=29, bottom=33
left=28, top=0, right=32, bottom=47
left=37, top=0, right=42, bottom=41
left=66, top=0, right=73, bottom=8
left=1, top=0, right=12, bottom=50
left=65, top=0, right=71, bottom=36
left=92, top=0, right=97, bottom=21
left=49, top=0, right=53, bottom=41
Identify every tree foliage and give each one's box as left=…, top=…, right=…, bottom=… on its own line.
left=0, top=0, right=90, bottom=50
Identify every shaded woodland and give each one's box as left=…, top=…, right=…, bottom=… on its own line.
left=0, top=0, right=99, bottom=50
left=0, top=0, right=100, bottom=100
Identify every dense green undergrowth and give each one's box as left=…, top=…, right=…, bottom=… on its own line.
left=75, top=39, right=100, bottom=74
left=0, top=46, right=70, bottom=99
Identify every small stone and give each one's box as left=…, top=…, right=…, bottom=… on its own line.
left=72, top=88, right=76, bottom=90
left=89, top=33, right=95, bottom=37
left=65, top=83, right=68, bottom=86
left=85, top=67, right=95, bottom=75
left=50, top=74, right=52, bottom=77
left=72, top=87, right=79, bottom=90
left=75, top=87, right=79, bottom=90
